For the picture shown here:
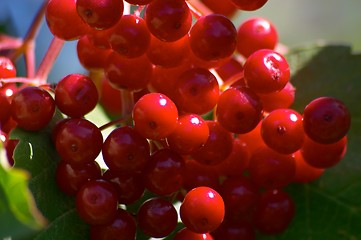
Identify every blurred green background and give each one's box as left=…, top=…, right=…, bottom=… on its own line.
left=234, top=0, right=361, bottom=52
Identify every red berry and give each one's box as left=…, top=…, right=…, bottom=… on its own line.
left=102, top=126, right=150, bottom=173
left=174, top=227, right=215, bottom=240
left=236, top=17, right=278, bottom=58
left=230, top=0, right=269, bottom=11
left=99, top=77, right=123, bottom=116
left=244, top=49, right=290, bottom=94
left=0, top=56, right=16, bottom=78
left=0, top=92, right=11, bottom=126
left=90, top=208, right=137, bottom=240
left=211, top=219, right=256, bottom=240
left=132, top=93, right=178, bottom=140
left=55, top=74, right=99, bottom=118
left=76, top=179, right=118, bottom=225
left=302, top=97, right=351, bottom=144
left=293, top=150, right=324, bottom=183
left=180, top=186, right=225, bottom=233
left=11, top=86, right=55, bottom=131
left=145, top=0, right=192, bottom=42
left=55, top=118, right=103, bottom=165
left=46, top=0, right=90, bottom=40
left=76, top=0, right=124, bottom=30
left=137, top=197, right=178, bottom=238
left=189, top=14, right=237, bottom=61
left=124, top=0, right=154, bottom=5
left=258, top=81, right=295, bottom=112
left=200, top=0, right=237, bottom=17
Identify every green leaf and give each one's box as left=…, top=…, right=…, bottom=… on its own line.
left=260, top=44, right=361, bottom=239
left=9, top=118, right=89, bottom=239
left=0, top=164, right=46, bottom=239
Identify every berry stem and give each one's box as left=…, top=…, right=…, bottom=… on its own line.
left=0, top=35, right=23, bottom=51
left=120, top=89, right=135, bottom=125
left=35, top=37, right=65, bottom=84
left=0, top=77, right=40, bottom=86
left=186, top=0, right=213, bottom=18
left=99, top=118, right=126, bottom=131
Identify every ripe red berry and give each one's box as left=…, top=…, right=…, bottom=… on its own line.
left=0, top=92, right=11, bottom=126
left=230, top=0, right=269, bottom=11
left=137, top=197, right=178, bottom=238
left=90, top=208, right=137, bottom=240
left=200, top=0, right=237, bottom=17
left=174, top=227, right=215, bottom=240
left=55, top=118, right=103, bottom=165
left=46, top=0, right=90, bottom=40
left=55, top=74, right=99, bottom=118
left=11, top=86, right=55, bottom=131
left=180, top=186, right=225, bottom=233
left=211, top=219, right=256, bottom=240
left=293, top=150, right=324, bottom=183
left=76, top=0, right=124, bottom=30
left=302, top=97, right=351, bottom=144
left=236, top=17, right=278, bottom=58
left=189, top=14, right=237, bottom=61
left=76, top=179, right=118, bottom=225
left=258, top=81, right=295, bottom=112
left=102, top=126, right=150, bottom=173
left=132, top=93, right=178, bottom=140
left=244, top=49, right=290, bottom=94
left=0, top=56, right=16, bottom=78
left=124, top=0, right=154, bottom=5
left=145, top=0, right=192, bottom=42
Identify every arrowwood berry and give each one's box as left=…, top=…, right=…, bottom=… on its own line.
left=230, top=0, right=269, bottom=11
left=105, top=51, right=153, bottom=91
left=191, top=121, right=233, bottom=166
left=258, top=81, right=295, bottom=112
left=55, top=118, right=103, bottom=165
left=216, top=87, right=263, bottom=134
left=236, top=17, right=278, bottom=58
left=99, top=77, right=123, bottom=116
left=109, top=15, right=151, bottom=58
left=261, top=108, right=304, bottom=154
left=248, top=146, right=296, bottom=189
left=0, top=92, right=11, bottom=125
left=143, top=148, right=185, bottom=196
left=76, top=179, right=119, bottom=225
left=56, top=160, right=102, bottom=196
left=90, top=208, right=137, bottom=240
left=174, top=227, right=215, bottom=240
left=200, top=0, right=237, bottom=17
left=137, top=197, right=178, bottom=238
left=132, top=93, right=178, bottom=140
left=0, top=57, right=16, bottom=78
left=211, top=219, right=256, bottom=240
left=293, top=150, right=324, bottom=183
left=167, top=114, right=210, bottom=155
left=11, top=86, right=55, bottom=131
left=145, top=0, right=192, bottom=42
left=253, top=189, right=295, bottom=235
left=180, top=186, right=225, bottom=233
left=55, top=73, right=99, bottom=118
left=189, top=14, right=237, bottom=61
left=46, top=0, right=90, bottom=40
left=174, top=68, right=219, bottom=115
left=237, top=121, right=266, bottom=153
left=76, top=0, right=124, bottom=30
left=244, top=49, right=290, bottom=94
left=302, top=97, right=351, bottom=144
left=102, top=126, right=150, bottom=173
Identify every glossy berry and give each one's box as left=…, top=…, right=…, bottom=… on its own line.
left=0, top=92, right=11, bottom=125
left=236, top=17, right=278, bottom=58
left=55, top=118, right=103, bottom=165
left=167, top=114, right=209, bottom=155
left=76, top=0, right=124, bottom=30
left=300, top=135, right=347, bottom=169
left=46, top=0, right=90, bottom=40
left=11, top=86, right=55, bottom=131
left=99, top=77, right=122, bottom=116
left=258, top=81, right=295, bottom=112
left=145, top=0, right=192, bottom=42
left=261, top=108, right=304, bottom=154
left=174, top=227, right=215, bottom=240
left=55, top=73, right=99, bottom=118
left=143, top=148, right=185, bottom=196
left=244, top=49, right=290, bottom=94
left=174, top=68, right=219, bottom=115
left=109, top=15, right=151, bottom=58
left=102, top=126, right=150, bottom=173
left=133, top=93, right=178, bottom=140
left=105, top=52, right=153, bottom=91
left=56, top=160, right=102, bottom=196
left=253, top=189, right=295, bottom=235
left=191, top=121, right=233, bottom=166
left=189, top=14, right=237, bottom=61
left=0, top=57, right=16, bottom=78
left=293, top=150, right=324, bottom=183
left=137, top=197, right=178, bottom=238
left=200, top=0, right=237, bottom=17
left=102, top=170, right=145, bottom=205
left=302, top=97, right=351, bottom=144
left=90, top=208, right=137, bottom=240
left=76, top=179, right=118, bottom=225
left=180, top=186, right=225, bottom=233
left=211, top=219, right=256, bottom=240
left=216, top=87, right=263, bottom=134
left=230, top=0, right=268, bottom=11
left=248, top=146, right=296, bottom=189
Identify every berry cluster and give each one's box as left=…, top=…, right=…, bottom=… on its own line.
left=0, top=0, right=351, bottom=239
